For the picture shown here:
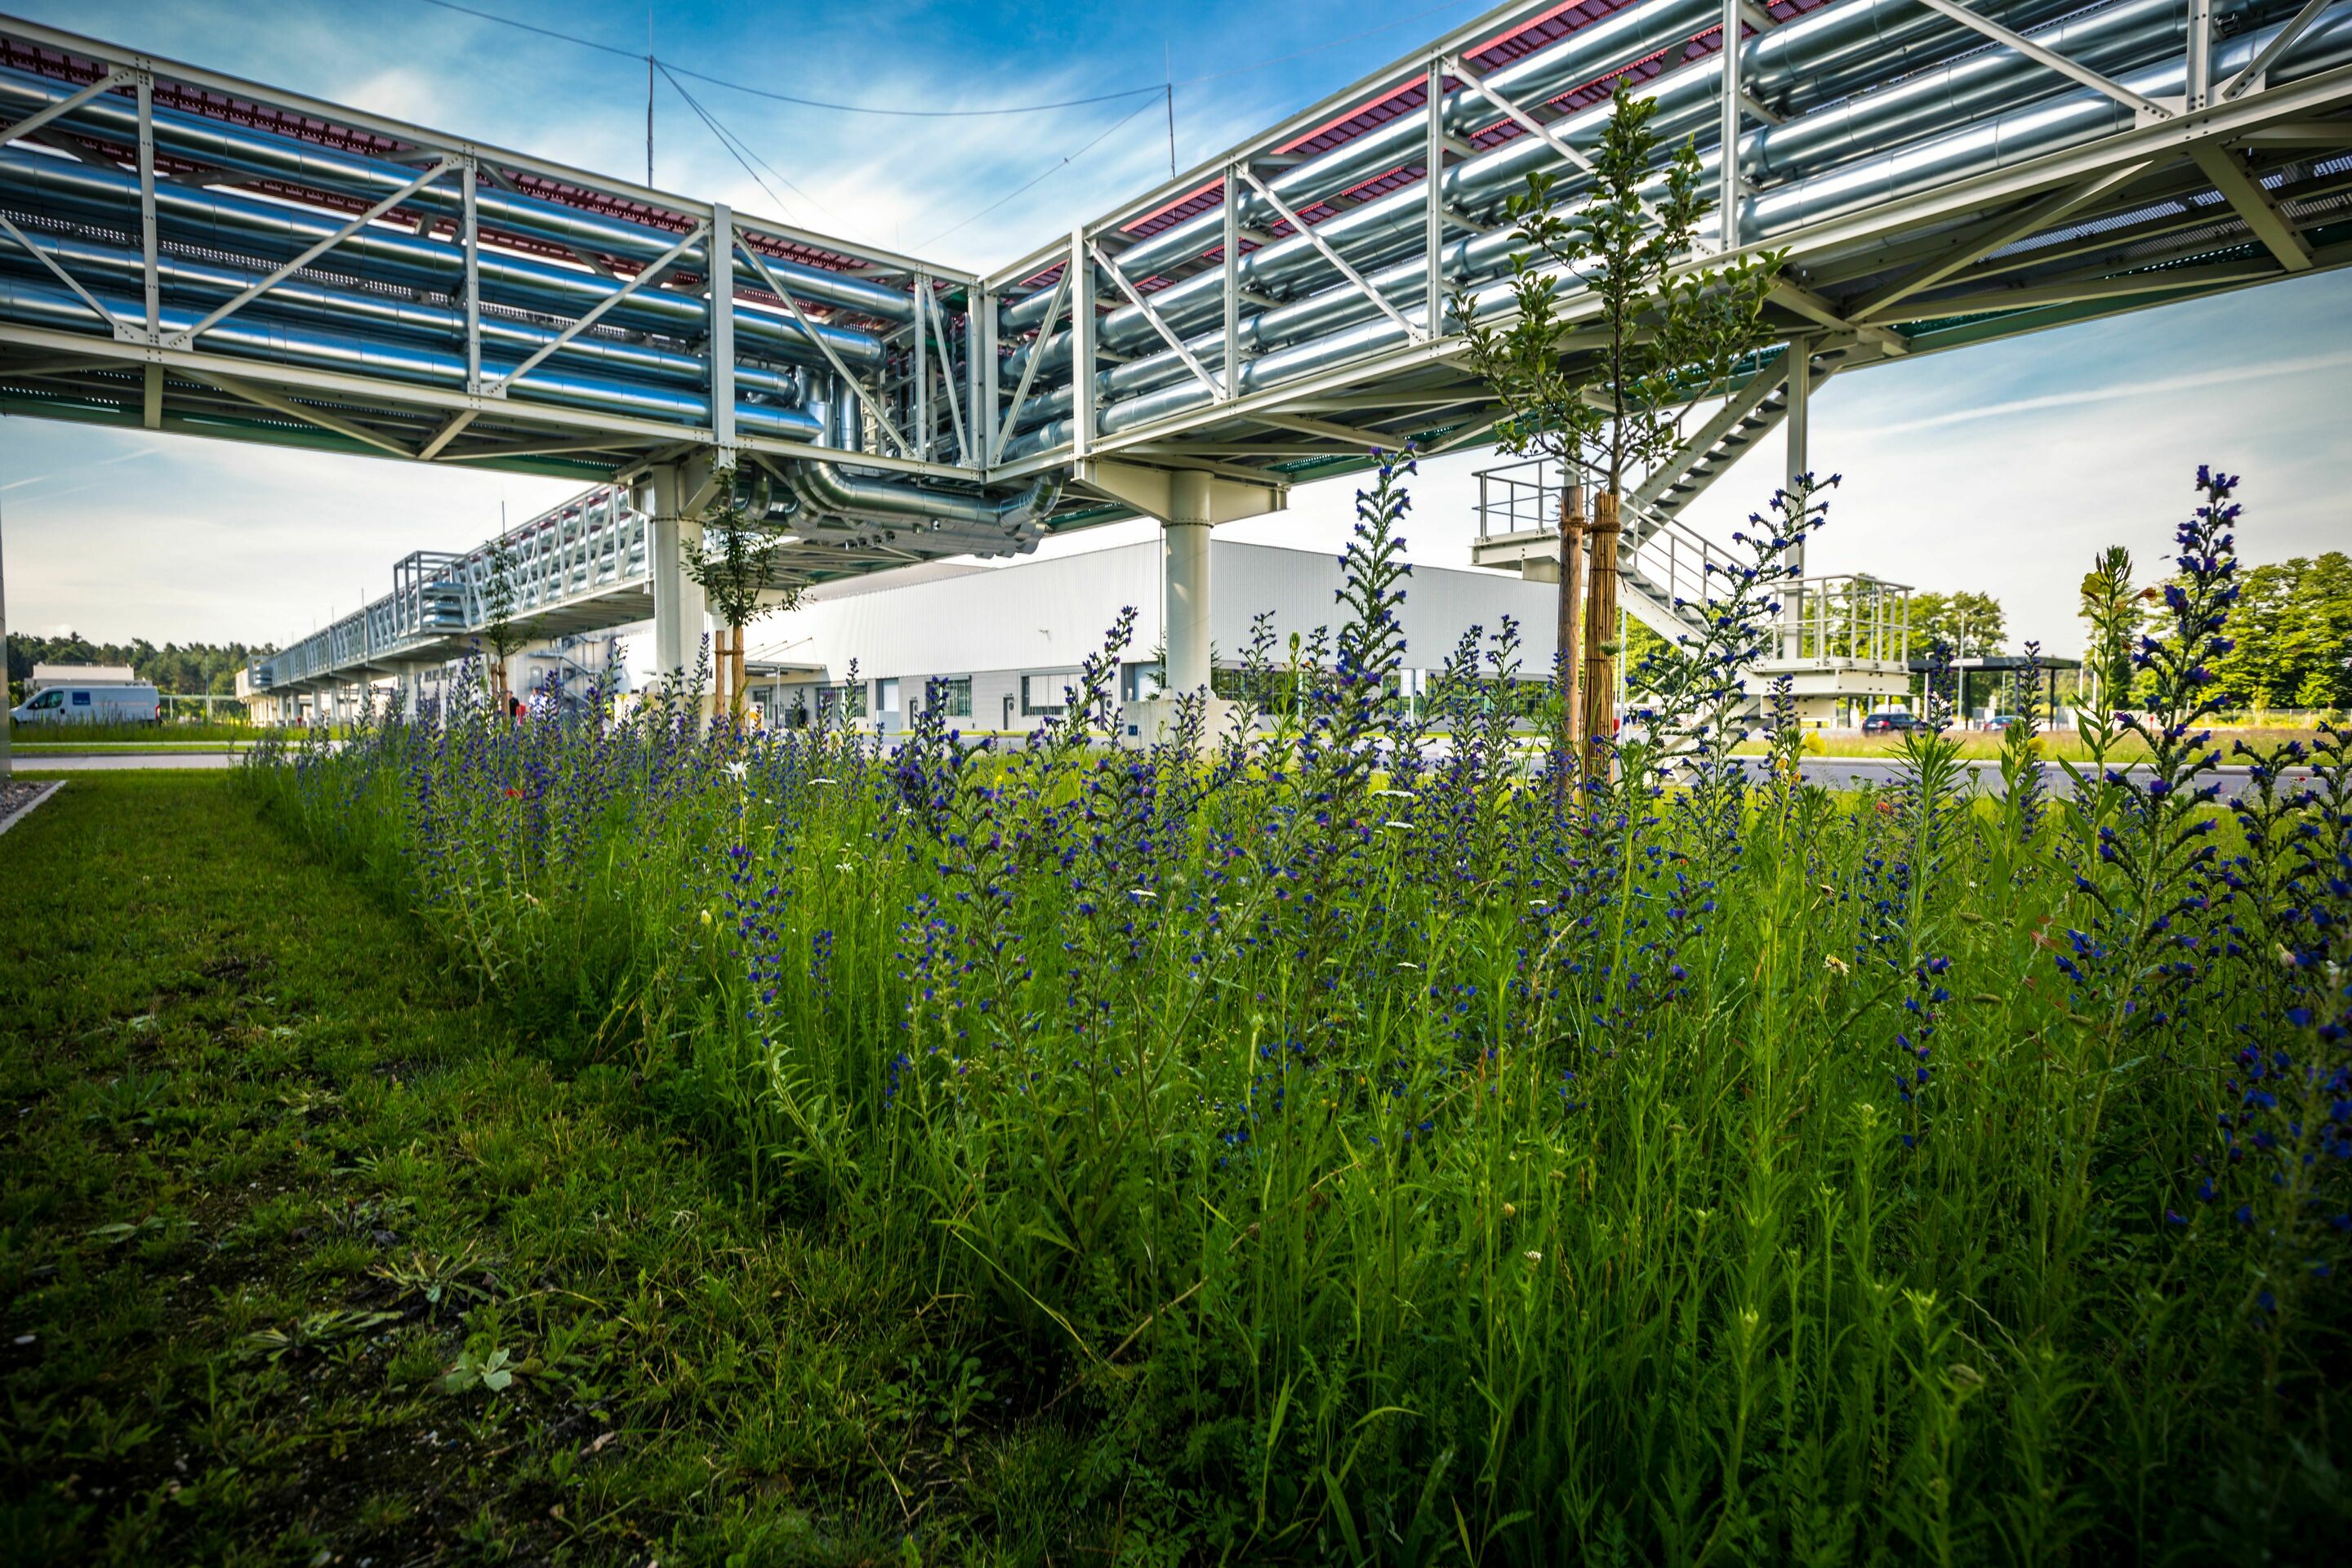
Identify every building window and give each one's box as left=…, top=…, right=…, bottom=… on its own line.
left=1022, top=670, right=1076, bottom=716
left=875, top=677, right=900, bottom=717
left=933, top=676, right=973, bottom=718
left=1121, top=661, right=1164, bottom=703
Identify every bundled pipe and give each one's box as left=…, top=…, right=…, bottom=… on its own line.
left=1007, top=0, right=2256, bottom=394
left=0, top=228, right=808, bottom=400
left=1003, top=0, right=2090, bottom=350
left=0, top=147, right=887, bottom=369
left=786, top=463, right=1060, bottom=552
left=0, top=63, right=915, bottom=324
left=0, top=272, right=825, bottom=439
left=1001, top=2, right=2352, bottom=459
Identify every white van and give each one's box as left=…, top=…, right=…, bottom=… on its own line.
left=11, top=684, right=163, bottom=725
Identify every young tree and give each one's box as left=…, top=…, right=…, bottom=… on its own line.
left=684, top=467, right=802, bottom=724
left=477, top=535, right=532, bottom=702
left=1907, top=589, right=2007, bottom=714
left=2078, top=546, right=2136, bottom=716
left=1459, top=82, right=1780, bottom=773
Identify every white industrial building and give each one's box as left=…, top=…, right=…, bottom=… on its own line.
left=28, top=662, right=140, bottom=693
left=270, top=527, right=1926, bottom=733
left=729, top=537, right=1561, bottom=734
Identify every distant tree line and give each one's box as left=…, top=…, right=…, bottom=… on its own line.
left=7, top=631, right=266, bottom=703
left=2091, top=547, right=2352, bottom=714
left=2209, top=551, right=2352, bottom=710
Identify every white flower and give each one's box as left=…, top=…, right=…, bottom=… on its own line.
left=1523, top=1250, right=1543, bottom=1264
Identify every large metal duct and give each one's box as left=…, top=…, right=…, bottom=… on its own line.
left=1000, top=2, right=2352, bottom=459
left=0, top=64, right=915, bottom=325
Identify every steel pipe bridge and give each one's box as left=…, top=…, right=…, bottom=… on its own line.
left=0, top=0, right=2345, bottom=705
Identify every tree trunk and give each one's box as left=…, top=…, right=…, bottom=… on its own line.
left=1580, top=490, right=1621, bottom=777
left=1555, top=480, right=1587, bottom=784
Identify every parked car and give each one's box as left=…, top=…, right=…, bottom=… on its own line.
left=1983, top=713, right=2024, bottom=732
left=10, top=684, right=163, bottom=724
left=1860, top=710, right=1917, bottom=736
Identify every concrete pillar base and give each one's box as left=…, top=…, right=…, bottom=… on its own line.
left=1119, top=693, right=1242, bottom=751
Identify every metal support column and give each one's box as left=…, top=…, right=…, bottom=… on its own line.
left=134, top=70, right=160, bottom=427
left=973, top=283, right=994, bottom=466
left=1425, top=55, right=1446, bottom=331
left=710, top=203, right=735, bottom=457
left=1721, top=0, right=1742, bottom=249
left=461, top=155, right=480, bottom=392
left=1165, top=469, right=1214, bottom=696
left=1784, top=340, right=1811, bottom=660
left=913, top=271, right=929, bottom=459
left=1070, top=229, right=1094, bottom=459
left=2187, top=0, right=2214, bottom=113
left=1222, top=171, right=1241, bottom=394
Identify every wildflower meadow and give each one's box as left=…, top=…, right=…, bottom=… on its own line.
left=247, top=457, right=2352, bottom=1561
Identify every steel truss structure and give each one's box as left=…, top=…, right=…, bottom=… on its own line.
left=1, top=0, right=2347, bottom=702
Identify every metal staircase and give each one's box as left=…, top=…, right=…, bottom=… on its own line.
left=1472, top=406, right=1921, bottom=725
left=1633, top=389, right=1794, bottom=528
left=1471, top=456, right=1735, bottom=644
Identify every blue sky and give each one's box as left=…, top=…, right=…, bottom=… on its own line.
left=0, top=0, right=2347, bottom=657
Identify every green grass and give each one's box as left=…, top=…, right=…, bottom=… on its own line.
left=0, top=773, right=1120, bottom=1565
left=227, top=666, right=2352, bottom=1566
left=10, top=741, right=255, bottom=755
left=9, top=721, right=266, bottom=746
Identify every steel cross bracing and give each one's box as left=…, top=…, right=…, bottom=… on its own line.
left=2, top=0, right=2349, bottom=693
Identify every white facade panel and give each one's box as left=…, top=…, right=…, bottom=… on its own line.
left=743, top=537, right=1560, bottom=687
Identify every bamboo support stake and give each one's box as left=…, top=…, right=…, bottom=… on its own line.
left=1556, top=480, right=1587, bottom=780
left=1581, top=490, right=1621, bottom=776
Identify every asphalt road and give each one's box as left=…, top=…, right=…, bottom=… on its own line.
left=1772, top=755, right=2313, bottom=803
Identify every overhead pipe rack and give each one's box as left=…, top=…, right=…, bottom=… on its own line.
left=0, top=0, right=2345, bottom=696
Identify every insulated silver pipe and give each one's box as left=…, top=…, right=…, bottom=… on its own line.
left=0, top=148, right=886, bottom=369
left=0, top=64, right=916, bottom=325
left=1004, top=0, right=2087, bottom=341
left=1740, top=2, right=2352, bottom=229
left=1012, top=0, right=2247, bottom=386
left=0, top=272, right=825, bottom=439
left=787, top=462, right=1060, bottom=532
left=1001, top=2, right=2352, bottom=459
left=1007, top=0, right=2301, bottom=431
left=1007, top=0, right=1726, bottom=332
